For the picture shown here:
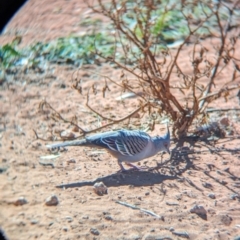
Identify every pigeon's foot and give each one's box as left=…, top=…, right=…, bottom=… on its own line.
left=117, top=162, right=147, bottom=173
left=125, top=162, right=148, bottom=171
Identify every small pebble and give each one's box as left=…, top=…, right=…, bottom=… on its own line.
left=0, top=167, right=8, bottom=174
left=45, top=195, right=59, bottom=206
left=65, top=216, right=73, bottom=222
left=60, top=131, right=75, bottom=140
left=166, top=202, right=179, bottom=206
left=222, top=161, right=228, bottom=165
left=90, top=228, right=100, bottom=235
left=30, top=219, right=38, bottom=225
left=190, top=204, right=207, bottom=220
left=104, top=215, right=113, bottom=221
left=67, top=159, right=76, bottom=164
left=221, top=214, right=232, bottom=226
left=62, top=226, right=68, bottom=232
left=220, top=117, right=230, bottom=127
left=208, top=193, right=216, bottom=199
left=202, top=182, right=213, bottom=189
left=14, top=197, right=28, bottom=206
left=230, top=194, right=239, bottom=200
left=172, top=231, right=189, bottom=238
left=93, top=182, right=108, bottom=196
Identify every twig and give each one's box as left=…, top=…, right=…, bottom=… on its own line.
left=39, top=100, right=87, bottom=134
left=38, top=160, right=55, bottom=168
left=199, top=0, right=239, bottom=110
left=115, top=201, right=163, bottom=220
left=40, top=99, right=149, bottom=142
left=86, top=94, right=149, bottom=125
left=206, top=108, right=240, bottom=112
left=33, top=129, right=49, bottom=142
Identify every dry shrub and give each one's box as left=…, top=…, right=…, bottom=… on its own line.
left=83, top=0, right=240, bottom=137
left=39, top=0, right=240, bottom=140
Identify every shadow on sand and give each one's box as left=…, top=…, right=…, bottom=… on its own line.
left=56, top=170, right=178, bottom=189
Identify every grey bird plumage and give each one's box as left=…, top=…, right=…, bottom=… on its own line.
left=46, top=126, right=170, bottom=172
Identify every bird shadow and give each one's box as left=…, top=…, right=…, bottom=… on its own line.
left=56, top=171, right=178, bottom=189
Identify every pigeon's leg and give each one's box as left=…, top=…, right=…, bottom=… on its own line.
left=117, top=160, right=146, bottom=172
left=117, top=160, right=127, bottom=172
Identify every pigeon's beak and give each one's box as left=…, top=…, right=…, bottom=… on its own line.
left=163, top=143, right=171, bottom=155
left=166, top=147, right=170, bottom=155
left=164, top=143, right=170, bottom=155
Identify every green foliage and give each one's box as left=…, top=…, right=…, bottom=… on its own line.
left=27, top=33, right=114, bottom=66
left=0, top=32, right=114, bottom=82
left=0, top=37, right=22, bottom=70
left=0, top=0, right=234, bottom=83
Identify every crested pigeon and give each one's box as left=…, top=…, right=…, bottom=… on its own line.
left=46, top=126, right=170, bottom=172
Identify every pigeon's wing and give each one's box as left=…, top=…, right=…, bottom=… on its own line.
left=88, top=130, right=150, bottom=156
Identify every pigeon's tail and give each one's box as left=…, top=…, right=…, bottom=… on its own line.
left=46, top=139, right=88, bottom=150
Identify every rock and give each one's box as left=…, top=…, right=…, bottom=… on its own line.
left=93, top=182, right=108, bottom=196
left=172, top=231, right=189, bottom=239
left=62, top=226, right=68, bottom=232
left=230, top=193, right=239, bottom=200
left=0, top=166, right=8, bottom=174
left=65, top=216, right=73, bottom=222
left=202, top=182, right=213, bottom=189
left=221, top=214, right=232, bottom=226
left=90, top=228, right=100, bottom=235
left=104, top=215, right=113, bottom=221
left=14, top=197, right=28, bottom=206
left=45, top=195, right=59, bottom=206
left=190, top=205, right=207, bottom=220
left=67, top=158, right=76, bottom=164
left=208, top=193, right=216, bottom=199
left=219, top=117, right=230, bottom=127
left=60, top=130, right=75, bottom=140
left=30, top=219, right=39, bottom=225
left=49, top=222, right=54, bottom=226
left=166, top=202, right=179, bottom=206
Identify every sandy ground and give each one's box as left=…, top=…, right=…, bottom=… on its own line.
left=1, top=1, right=240, bottom=240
